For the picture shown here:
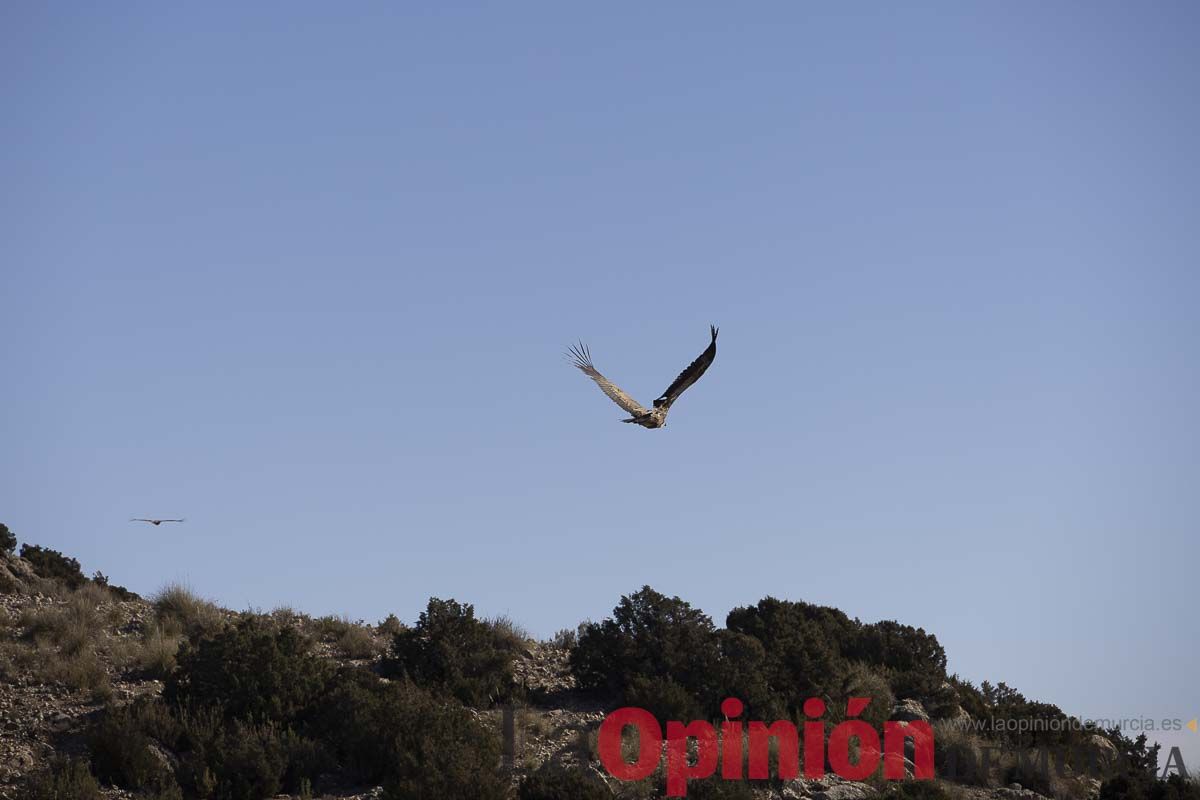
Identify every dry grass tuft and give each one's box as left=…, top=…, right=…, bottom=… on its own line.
left=377, top=613, right=405, bottom=637
left=314, top=614, right=382, bottom=659
left=335, top=624, right=381, bottom=660
left=153, top=582, right=224, bottom=640
left=933, top=719, right=993, bottom=787
left=138, top=623, right=182, bottom=678
left=486, top=614, right=532, bottom=651
left=10, top=589, right=120, bottom=697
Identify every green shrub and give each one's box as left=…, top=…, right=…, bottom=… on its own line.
left=166, top=616, right=332, bottom=724
left=1095, top=730, right=1200, bottom=800
left=853, top=620, right=947, bottom=701
left=518, top=763, right=612, bottom=800
left=207, top=720, right=287, bottom=800
left=336, top=623, right=381, bottom=660
left=89, top=697, right=182, bottom=792
left=312, top=614, right=348, bottom=638
left=307, top=667, right=394, bottom=779
left=973, top=681, right=1084, bottom=750
left=90, top=695, right=328, bottom=800
left=313, top=614, right=381, bottom=658
left=725, top=596, right=845, bottom=712
left=712, top=630, right=779, bottom=720
left=278, top=728, right=335, bottom=794
left=932, top=720, right=992, bottom=786
left=854, top=618, right=945, bottom=690
left=572, top=587, right=725, bottom=715
left=20, top=757, right=102, bottom=800
left=549, top=626, right=578, bottom=650
left=311, top=666, right=508, bottom=798
left=383, top=597, right=518, bottom=706
left=92, top=570, right=140, bottom=601
left=0, top=523, right=15, bottom=555
left=380, top=687, right=509, bottom=800
left=625, top=674, right=705, bottom=722
left=20, top=544, right=87, bottom=588
left=724, top=598, right=950, bottom=713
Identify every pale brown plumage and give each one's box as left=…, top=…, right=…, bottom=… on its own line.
left=567, top=325, right=718, bottom=429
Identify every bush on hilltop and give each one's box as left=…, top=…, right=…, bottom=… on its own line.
left=383, top=596, right=519, bottom=706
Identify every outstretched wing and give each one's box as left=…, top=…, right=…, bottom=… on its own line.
left=654, top=325, right=718, bottom=409
left=567, top=342, right=649, bottom=417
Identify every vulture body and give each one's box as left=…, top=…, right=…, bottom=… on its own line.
left=568, top=325, right=718, bottom=429
left=131, top=518, right=184, bottom=526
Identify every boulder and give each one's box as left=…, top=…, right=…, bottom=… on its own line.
left=892, top=699, right=930, bottom=722
left=813, top=782, right=877, bottom=800
left=1086, top=734, right=1118, bottom=772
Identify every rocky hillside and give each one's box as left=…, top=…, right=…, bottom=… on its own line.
left=0, top=540, right=1185, bottom=800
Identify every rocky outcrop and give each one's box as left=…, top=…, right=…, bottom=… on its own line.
left=1086, top=734, right=1118, bottom=773
left=892, top=698, right=931, bottom=722
left=0, top=554, right=37, bottom=595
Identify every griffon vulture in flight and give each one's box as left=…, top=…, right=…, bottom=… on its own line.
left=568, top=325, right=718, bottom=429
left=130, top=518, right=185, bottom=526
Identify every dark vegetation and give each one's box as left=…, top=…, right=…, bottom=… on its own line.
left=19, top=543, right=88, bottom=589
left=517, top=764, right=612, bottom=800
left=1098, top=731, right=1199, bottom=800
left=21, top=758, right=104, bottom=800
left=4, top=524, right=1198, bottom=799
left=381, top=596, right=522, bottom=706
left=87, top=615, right=509, bottom=799
left=571, top=586, right=941, bottom=724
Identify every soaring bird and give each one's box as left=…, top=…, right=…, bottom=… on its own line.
left=130, top=518, right=184, bottom=526
left=568, top=325, right=718, bottom=429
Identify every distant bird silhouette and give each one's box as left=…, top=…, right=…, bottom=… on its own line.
left=568, top=325, right=718, bottom=429
left=130, top=518, right=184, bottom=526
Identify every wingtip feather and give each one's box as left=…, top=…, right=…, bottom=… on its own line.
left=566, top=340, right=594, bottom=371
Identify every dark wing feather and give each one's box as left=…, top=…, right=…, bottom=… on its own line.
left=567, top=342, right=649, bottom=417
left=654, top=325, right=718, bottom=409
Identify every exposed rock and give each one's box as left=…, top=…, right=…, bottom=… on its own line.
left=812, top=781, right=877, bottom=800
left=779, top=778, right=816, bottom=799
left=46, top=711, right=73, bottom=733
left=147, top=741, right=180, bottom=775
left=949, top=704, right=973, bottom=724
left=1086, top=734, right=1118, bottom=772
left=992, top=787, right=1047, bottom=799
left=892, top=698, right=930, bottom=722
left=0, top=554, right=35, bottom=595
left=510, top=641, right=575, bottom=696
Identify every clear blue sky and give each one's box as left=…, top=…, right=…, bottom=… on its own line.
left=3, top=1, right=1198, bottom=768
